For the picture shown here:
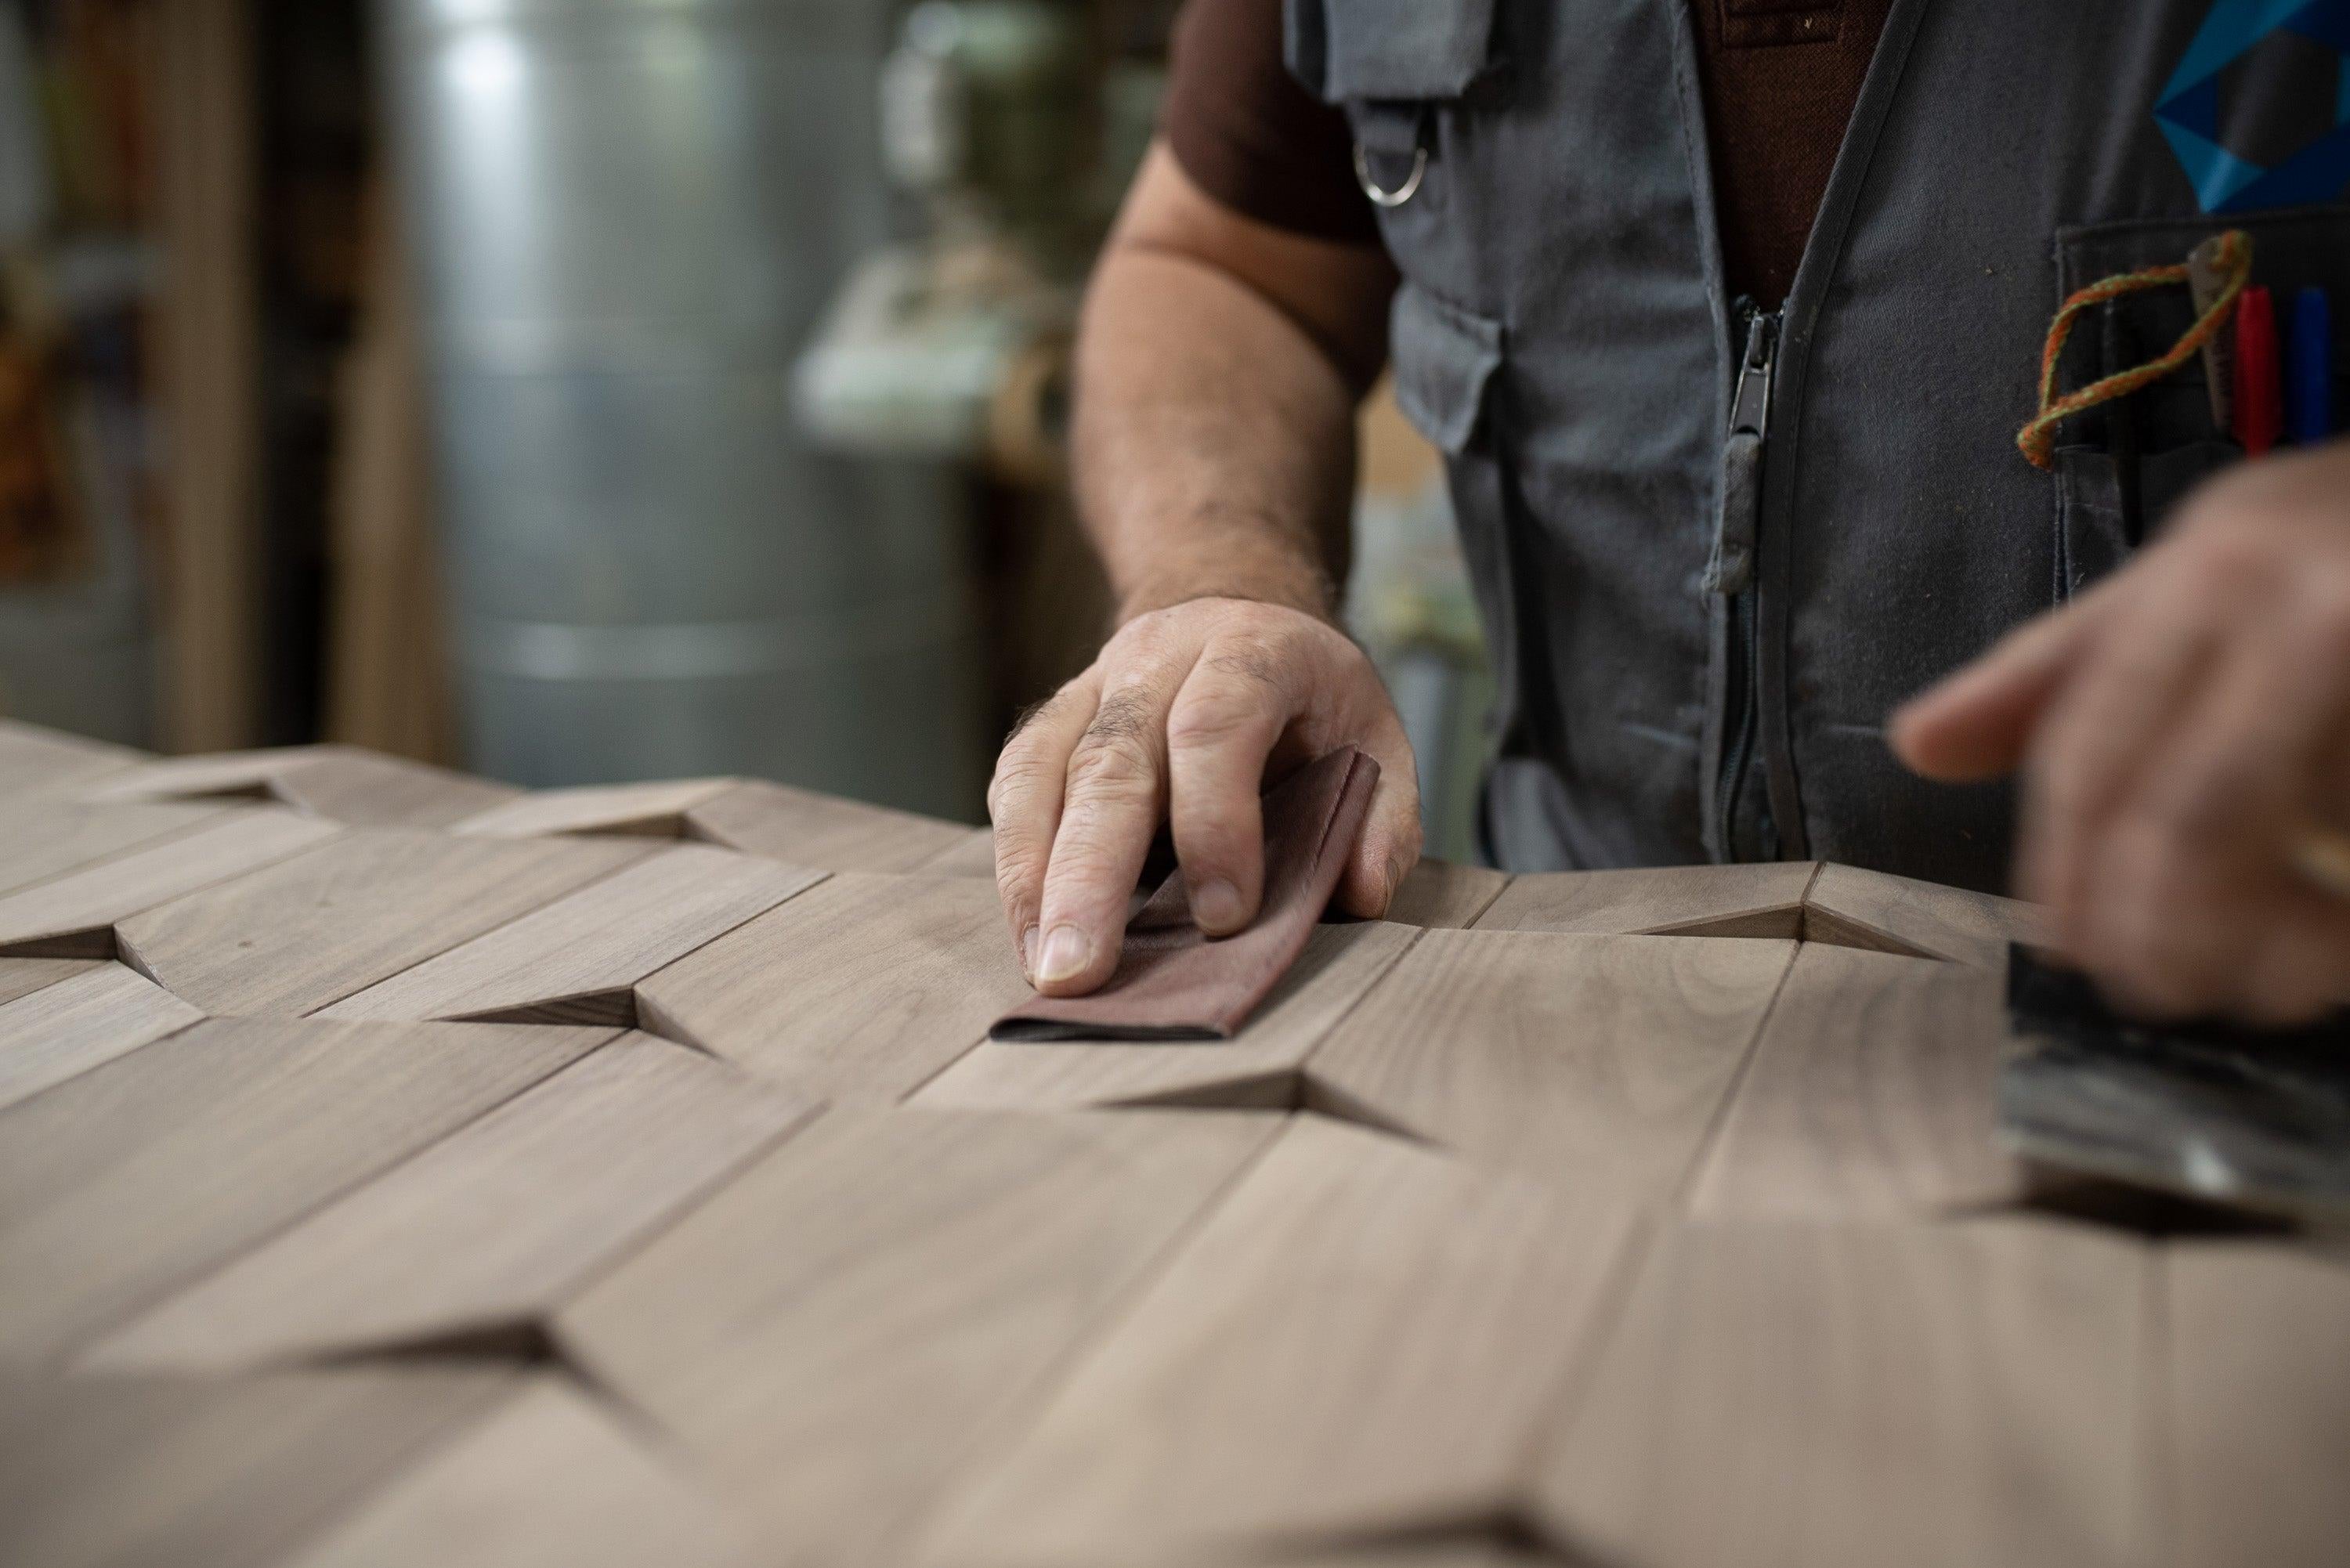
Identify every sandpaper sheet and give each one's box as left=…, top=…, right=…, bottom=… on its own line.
left=990, top=747, right=1379, bottom=1042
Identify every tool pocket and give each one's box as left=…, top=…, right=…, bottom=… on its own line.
left=2048, top=204, right=2350, bottom=601
left=1388, top=281, right=1535, bottom=754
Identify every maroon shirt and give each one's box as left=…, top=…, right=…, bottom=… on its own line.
left=1160, top=0, right=1894, bottom=306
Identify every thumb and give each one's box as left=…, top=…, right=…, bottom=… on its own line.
left=1890, top=592, right=2109, bottom=782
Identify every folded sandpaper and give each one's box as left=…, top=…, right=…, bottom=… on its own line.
left=1998, top=945, right=2350, bottom=1221
left=991, top=746, right=1379, bottom=1042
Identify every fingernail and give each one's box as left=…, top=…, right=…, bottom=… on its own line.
left=1036, top=924, right=1090, bottom=984
left=1194, top=879, right=1243, bottom=931
left=1021, top=925, right=1041, bottom=979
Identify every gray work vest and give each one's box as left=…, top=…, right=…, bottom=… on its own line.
left=1289, top=0, right=2350, bottom=891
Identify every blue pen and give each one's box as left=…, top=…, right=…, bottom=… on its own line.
left=2289, top=286, right=2333, bottom=444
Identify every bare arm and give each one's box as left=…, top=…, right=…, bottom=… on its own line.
left=989, top=143, right=1419, bottom=996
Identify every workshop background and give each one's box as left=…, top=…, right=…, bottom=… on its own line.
left=0, top=0, right=1491, bottom=858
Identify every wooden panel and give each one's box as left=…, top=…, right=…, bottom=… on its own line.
left=555, top=1107, right=1280, bottom=1566
left=1382, top=858, right=1512, bottom=929
left=451, top=778, right=740, bottom=840
left=85, top=745, right=518, bottom=828
left=287, top=1378, right=755, bottom=1568
left=0, top=963, right=204, bottom=1113
left=1305, top=931, right=1794, bottom=1194
left=0, top=1017, right=606, bottom=1364
left=1689, top=944, right=2026, bottom=1219
left=1802, top=862, right=2045, bottom=968
left=118, top=827, right=646, bottom=1016
left=89, top=1036, right=814, bottom=1371
left=0, top=957, right=103, bottom=1006
left=924, top=1116, right=1644, bottom=1567
left=0, top=1369, right=512, bottom=1568
left=687, top=779, right=975, bottom=873
left=912, top=825, right=999, bottom=878
left=638, top=872, right=1030, bottom=1100
left=2166, top=1242, right=2350, bottom=1568
left=1528, top=1218, right=2150, bottom=1568
left=0, top=718, right=145, bottom=794
left=0, top=797, right=224, bottom=897
left=918, top=923, right=1418, bottom=1111
left=1474, top=862, right=1816, bottom=938
left=0, top=808, right=342, bottom=959
left=320, top=845, right=819, bottom=1025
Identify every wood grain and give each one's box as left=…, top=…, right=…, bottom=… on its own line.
left=1528, top=1217, right=2150, bottom=1568
left=0, top=957, right=103, bottom=1006
left=638, top=871, right=1030, bottom=1100
left=0, top=1017, right=606, bottom=1364
left=555, top=1107, right=1280, bottom=1566
left=0, top=797, right=225, bottom=897
left=917, top=923, right=1418, bottom=1112
left=2164, top=1242, right=2350, bottom=1568
left=0, top=963, right=204, bottom=1113
left=88, top=1035, right=814, bottom=1372
left=287, top=1378, right=755, bottom=1568
left=0, top=1368, right=513, bottom=1568
left=687, top=779, right=974, bottom=873
left=1474, top=862, right=1816, bottom=938
left=0, top=808, right=342, bottom=958
left=320, top=845, right=820, bottom=1025
left=1802, top=862, right=2045, bottom=967
left=452, top=778, right=742, bottom=840
left=912, top=825, right=999, bottom=878
left=1689, top=943, right=2026, bottom=1219
left=1305, top=930, right=1794, bottom=1194
left=923, top=1115, right=1645, bottom=1568
left=117, top=826, right=646, bottom=1015
left=0, top=718, right=144, bottom=795
left=85, top=745, right=518, bottom=828
left=1381, top=858, right=1512, bottom=929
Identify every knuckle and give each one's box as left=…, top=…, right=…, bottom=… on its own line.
left=1167, top=688, right=1277, bottom=751
left=1066, top=734, right=1159, bottom=797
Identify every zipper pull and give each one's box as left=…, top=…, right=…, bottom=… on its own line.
left=1705, top=310, right=1777, bottom=597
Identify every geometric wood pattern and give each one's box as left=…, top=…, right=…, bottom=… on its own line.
left=0, top=722, right=2334, bottom=1567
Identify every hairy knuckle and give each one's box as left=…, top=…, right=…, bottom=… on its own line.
left=1066, top=734, right=1159, bottom=797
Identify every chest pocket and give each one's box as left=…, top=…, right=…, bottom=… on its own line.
left=1285, top=0, right=1502, bottom=294
left=2048, top=204, right=2350, bottom=599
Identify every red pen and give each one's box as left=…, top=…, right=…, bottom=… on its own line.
left=2232, top=284, right=2282, bottom=456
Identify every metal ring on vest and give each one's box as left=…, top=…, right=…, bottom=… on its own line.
left=1352, top=143, right=1426, bottom=208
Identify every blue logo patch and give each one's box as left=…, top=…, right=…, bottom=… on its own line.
left=2157, top=0, right=2350, bottom=211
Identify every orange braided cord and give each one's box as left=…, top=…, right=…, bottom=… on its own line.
left=2016, top=229, right=2252, bottom=470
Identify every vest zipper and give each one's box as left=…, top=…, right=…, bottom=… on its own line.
left=1711, top=303, right=1778, bottom=861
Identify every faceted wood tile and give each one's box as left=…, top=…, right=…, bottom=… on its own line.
left=450, top=778, right=743, bottom=841
left=0, top=797, right=226, bottom=898
left=924, top=1116, right=1644, bottom=1568
left=909, top=826, right=998, bottom=878
left=0, top=1368, right=513, bottom=1568
left=555, top=1107, right=1281, bottom=1567
left=2165, top=1242, right=2350, bottom=1568
left=1473, top=861, right=1817, bottom=938
left=0, top=808, right=343, bottom=959
left=1380, top=858, right=1513, bottom=929
left=117, top=827, right=647, bottom=1016
left=0, top=718, right=144, bottom=795
left=285, top=1378, right=756, bottom=1568
left=0, top=963, right=204, bottom=1113
left=638, top=872, right=1030, bottom=1100
left=1802, top=862, right=2045, bottom=967
left=0, top=1016, right=606, bottom=1364
left=1688, top=944, right=2027, bottom=1219
left=320, top=845, right=819, bottom=1025
left=84, top=744, right=518, bottom=827
left=1305, top=930, right=1795, bottom=1194
left=0, top=956, right=104, bottom=1007
left=89, top=1035, right=814, bottom=1371
left=685, top=779, right=975, bottom=873
left=1528, top=1217, right=2150, bottom=1568
left=917, top=922, right=1418, bottom=1112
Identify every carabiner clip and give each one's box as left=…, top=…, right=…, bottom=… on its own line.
left=1353, top=142, right=1427, bottom=208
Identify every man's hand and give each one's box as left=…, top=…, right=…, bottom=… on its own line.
left=990, top=596, right=1421, bottom=997
left=1893, top=441, right=2350, bottom=1024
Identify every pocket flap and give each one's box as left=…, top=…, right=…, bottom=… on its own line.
left=1390, top=283, right=1502, bottom=456
left=1286, top=0, right=1499, bottom=104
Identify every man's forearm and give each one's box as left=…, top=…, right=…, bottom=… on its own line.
left=1072, top=247, right=1364, bottom=623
